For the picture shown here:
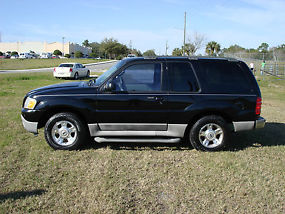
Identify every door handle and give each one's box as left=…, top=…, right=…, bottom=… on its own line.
left=147, top=96, right=164, bottom=104
left=155, top=97, right=164, bottom=101
left=147, top=96, right=155, bottom=99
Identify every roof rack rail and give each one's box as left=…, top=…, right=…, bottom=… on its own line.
left=188, top=56, right=198, bottom=60
left=227, top=58, right=239, bottom=62
left=143, top=56, right=157, bottom=59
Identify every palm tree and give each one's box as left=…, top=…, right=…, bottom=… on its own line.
left=205, top=41, right=221, bottom=56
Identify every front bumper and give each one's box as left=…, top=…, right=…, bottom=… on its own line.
left=21, top=115, right=38, bottom=134
left=233, top=117, right=266, bottom=132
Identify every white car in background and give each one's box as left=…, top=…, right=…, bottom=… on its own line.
left=40, top=53, right=52, bottom=59
left=19, top=53, right=33, bottom=59
left=53, top=63, right=90, bottom=79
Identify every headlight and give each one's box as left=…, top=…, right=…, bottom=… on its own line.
left=24, top=97, right=37, bottom=109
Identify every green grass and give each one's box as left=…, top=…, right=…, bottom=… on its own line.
left=0, top=58, right=109, bottom=70
left=0, top=73, right=284, bottom=213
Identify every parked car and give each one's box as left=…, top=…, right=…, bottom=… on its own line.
left=127, top=54, right=136, bottom=58
left=19, top=53, right=33, bottom=59
left=53, top=63, right=90, bottom=79
left=21, top=57, right=265, bottom=151
left=10, top=55, right=19, bottom=59
left=40, top=53, right=52, bottom=59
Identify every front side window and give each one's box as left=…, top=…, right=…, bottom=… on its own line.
left=114, top=63, right=162, bottom=92
left=167, top=62, right=199, bottom=92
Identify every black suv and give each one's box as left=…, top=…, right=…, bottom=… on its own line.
left=21, top=57, right=265, bottom=151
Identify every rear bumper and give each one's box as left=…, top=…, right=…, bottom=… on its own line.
left=53, top=72, right=73, bottom=78
left=233, top=117, right=266, bottom=132
left=21, top=115, right=38, bottom=134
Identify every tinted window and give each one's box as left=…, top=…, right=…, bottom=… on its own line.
left=167, top=62, right=199, bottom=92
left=59, top=64, right=74, bottom=68
left=95, top=60, right=125, bottom=86
left=196, top=60, right=252, bottom=94
left=115, top=63, right=161, bottom=92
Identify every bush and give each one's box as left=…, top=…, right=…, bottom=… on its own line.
left=116, top=55, right=125, bottom=60
left=75, top=51, right=83, bottom=58
left=143, top=49, right=156, bottom=57
left=89, top=52, right=97, bottom=58
left=64, top=54, right=71, bottom=58
left=53, top=49, right=62, bottom=56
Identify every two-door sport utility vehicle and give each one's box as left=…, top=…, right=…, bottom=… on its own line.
left=21, top=57, right=265, bottom=151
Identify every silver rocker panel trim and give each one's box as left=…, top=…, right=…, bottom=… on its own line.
left=88, top=123, right=187, bottom=138
left=94, top=137, right=181, bottom=144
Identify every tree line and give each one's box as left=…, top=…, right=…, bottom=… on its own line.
left=82, top=38, right=157, bottom=59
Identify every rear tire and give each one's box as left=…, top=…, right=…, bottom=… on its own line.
left=86, top=70, right=90, bottom=78
left=189, top=115, right=230, bottom=151
left=44, top=112, right=88, bottom=150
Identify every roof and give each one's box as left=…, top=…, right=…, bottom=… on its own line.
left=121, top=56, right=239, bottom=63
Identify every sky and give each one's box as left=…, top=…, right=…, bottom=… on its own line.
left=0, top=0, right=284, bottom=54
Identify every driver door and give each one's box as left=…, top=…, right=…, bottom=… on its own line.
left=96, top=61, right=168, bottom=131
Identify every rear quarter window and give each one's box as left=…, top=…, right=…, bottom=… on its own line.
left=195, top=60, right=253, bottom=94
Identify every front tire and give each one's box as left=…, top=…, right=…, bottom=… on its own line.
left=44, top=112, right=88, bottom=150
left=189, top=115, right=230, bottom=151
left=86, top=70, right=90, bottom=78
left=74, top=72, right=79, bottom=80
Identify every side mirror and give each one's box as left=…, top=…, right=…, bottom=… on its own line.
left=104, top=81, right=116, bottom=92
left=83, top=65, right=86, bottom=68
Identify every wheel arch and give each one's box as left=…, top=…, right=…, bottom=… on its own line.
left=38, top=106, right=88, bottom=129
left=183, top=110, right=233, bottom=139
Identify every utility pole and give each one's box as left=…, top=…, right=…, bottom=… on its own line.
left=183, top=12, right=186, bottom=56
left=0, top=32, right=2, bottom=42
left=165, top=41, right=169, bottom=56
left=62, top=37, right=65, bottom=56
left=129, top=40, right=133, bottom=52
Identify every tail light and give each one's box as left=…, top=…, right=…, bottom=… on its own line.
left=53, top=68, right=56, bottom=72
left=70, top=68, right=73, bottom=72
left=256, top=97, right=262, bottom=115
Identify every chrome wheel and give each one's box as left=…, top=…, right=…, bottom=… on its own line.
left=198, top=123, right=224, bottom=148
left=51, top=120, right=77, bottom=146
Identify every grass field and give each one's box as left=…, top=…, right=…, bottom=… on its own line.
left=0, top=72, right=284, bottom=213
left=0, top=58, right=108, bottom=70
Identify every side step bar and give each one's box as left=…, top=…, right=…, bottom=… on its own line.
left=94, top=137, right=181, bottom=144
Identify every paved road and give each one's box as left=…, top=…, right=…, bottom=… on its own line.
left=0, top=61, right=117, bottom=74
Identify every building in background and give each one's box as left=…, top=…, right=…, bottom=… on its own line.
left=0, top=41, right=92, bottom=56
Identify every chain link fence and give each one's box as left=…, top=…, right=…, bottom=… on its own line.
left=223, top=53, right=285, bottom=78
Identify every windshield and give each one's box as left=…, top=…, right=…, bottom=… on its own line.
left=59, top=64, right=74, bottom=67
left=94, top=60, right=125, bottom=86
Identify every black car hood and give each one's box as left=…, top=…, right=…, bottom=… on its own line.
left=27, top=81, right=87, bottom=96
